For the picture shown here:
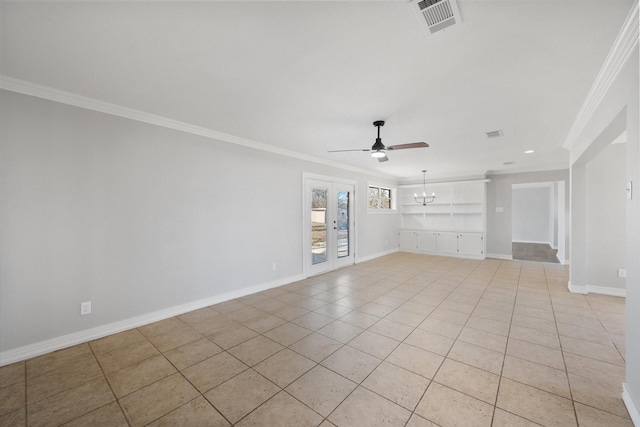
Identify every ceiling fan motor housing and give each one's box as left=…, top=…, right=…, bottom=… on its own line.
left=372, top=138, right=385, bottom=151
left=372, top=121, right=386, bottom=151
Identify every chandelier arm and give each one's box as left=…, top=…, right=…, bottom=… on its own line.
left=414, top=169, right=436, bottom=206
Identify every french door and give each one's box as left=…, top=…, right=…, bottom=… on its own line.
left=304, top=176, right=355, bottom=276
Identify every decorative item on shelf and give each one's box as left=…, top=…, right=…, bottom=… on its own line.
left=415, top=170, right=436, bottom=205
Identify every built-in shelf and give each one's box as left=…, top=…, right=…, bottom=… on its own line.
left=399, top=179, right=489, bottom=259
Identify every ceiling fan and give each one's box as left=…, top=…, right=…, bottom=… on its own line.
left=328, top=121, right=429, bottom=162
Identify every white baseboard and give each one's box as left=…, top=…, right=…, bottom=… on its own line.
left=568, top=281, right=588, bottom=294
left=486, top=253, right=513, bottom=260
left=623, top=383, right=640, bottom=426
left=586, top=284, right=626, bottom=297
left=399, top=249, right=485, bottom=260
left=356, top=247, right=399, bottom=263
left=567, top=282, right=626, bottom=297
left=512, top=240, right=554, bottom=246
left=0, top=273, right=305, bottom=367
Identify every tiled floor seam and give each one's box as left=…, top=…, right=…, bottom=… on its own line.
left=483, top=260, right=521, bottom=427
left=333, top=259, right=461, bottom=426
left=87, top=339, right=131, bottom=427
left=398, top=259, right=492, bottom=427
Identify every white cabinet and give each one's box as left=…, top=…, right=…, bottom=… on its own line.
left=417, top=231, right=437, bottom=252
left=400, top=230, right=437, bottom=252
left=436, top=232, right=458, bottom=254
left=400, top=230, right=418, bottom=250
left=458, top=233, right=484, bottom=257
left=400, top=230, right=484, bottom=257
left=399, top=179, right=488, bottom=260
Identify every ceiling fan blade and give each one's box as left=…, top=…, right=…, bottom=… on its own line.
left=386, top=142, right=429, bottom=150
left=327, top=148, right=371, bottom=153
left=378, top=154, right=389, bottom=163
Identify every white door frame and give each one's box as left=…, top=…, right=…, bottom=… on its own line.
left=302, top=173, right=357, bottom=277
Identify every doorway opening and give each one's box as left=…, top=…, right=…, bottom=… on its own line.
left=511, top=181, right=565, bottom=263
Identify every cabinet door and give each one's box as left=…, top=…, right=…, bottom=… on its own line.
left=417, top=231, right=437, bottom=252
left=458, top=233, right=484, bottom=256
left=399, top=230, right=417, bottom=250
left=436, top=232, right=458, bottom=254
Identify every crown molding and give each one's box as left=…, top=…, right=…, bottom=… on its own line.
left=486, top=164, right=569, bottom=176
left=563, top=0, right=639, bottom=150
left=0, top=75, right=396, bottom=181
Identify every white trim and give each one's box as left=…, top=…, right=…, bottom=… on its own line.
left=567, top=281, right=626, bottom=297
left=623, top=383, right=640, bottom=427
left=512, top=240, right=554, bottom=246
left=398, top=178, right=490, bottom=187
left=399, top=249, right=486, bottom=261
left=487, top=253, right=513, bottom=260
left=568, top=281, right=588, bottom=294
left=562, top=259, right=570, bottom=265
left=586, top=285, right=626, bottom=298
left=512, top=182, right=553, bottom=190
left=0, top=273, right=304, bottom=367
left=356, top=247, right=400, bottom=263
left=486, top=165, right=569, bottom=176
left=0, top=76, right=394, bottom=180
left=563, top=1, right=639, bottom=150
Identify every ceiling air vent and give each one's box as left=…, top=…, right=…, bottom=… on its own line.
left=411, top=0, right=462, bottom=37
left=485, top=130, right=504, bottom=139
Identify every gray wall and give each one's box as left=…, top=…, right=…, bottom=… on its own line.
left=512, top=186, right=552, bottom=244
left=0, top=90, right=399, bottom=355
left=585, top=142, right=627, bottom=291
left=486, top=170, right=570, bottom=259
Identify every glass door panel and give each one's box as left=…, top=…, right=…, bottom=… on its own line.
left=336, top=190, right=349, bottom=259
left=311, top=188, right=328, bottom=265
left=305, top=177, right=355, bottom=276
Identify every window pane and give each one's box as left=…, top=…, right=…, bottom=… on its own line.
left=368, top=186, right=379, bottom=209
left=381, top=188, right=390, bottom=198
left=337, top=191, right=349, bottom=258
left=311, top=189, right=327, bottom=265
left=380, top=197, right=391, bottom=209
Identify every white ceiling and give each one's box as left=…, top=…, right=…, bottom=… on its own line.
left=0, top=0, right=633, bottom=180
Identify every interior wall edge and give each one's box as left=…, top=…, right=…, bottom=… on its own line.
left=568, top=281, right=588, bottom=295
left=486, top=253, right=513, bottom=260
left=356, top=247, right=400, bottom=264
left=622, top=383, right=640, bottom=427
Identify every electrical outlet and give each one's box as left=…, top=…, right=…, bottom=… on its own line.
left=272, top=263, right=277, bottom=271
left=80, top=301, right=92, bottom=315
left=618, top=269, right=627, bottom=278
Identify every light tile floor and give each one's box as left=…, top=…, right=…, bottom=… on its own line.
left=0, top=253, right=632, bottom=426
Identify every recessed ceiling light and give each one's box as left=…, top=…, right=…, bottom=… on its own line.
left=524, top=150, right=534, bottom=154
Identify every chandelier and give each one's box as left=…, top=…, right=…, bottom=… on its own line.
left=415, top=170, right=436, bottom=205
